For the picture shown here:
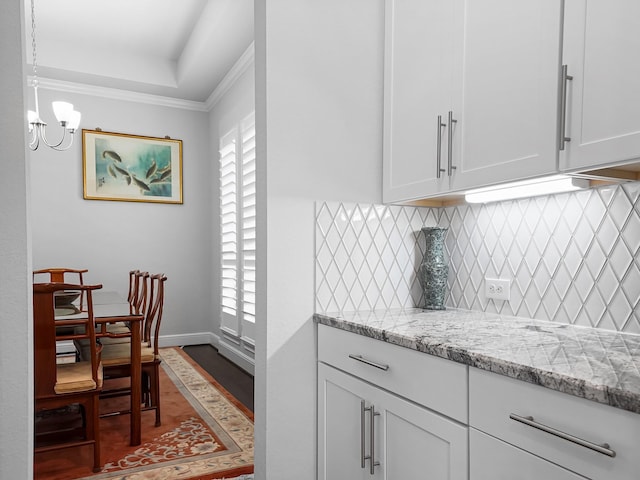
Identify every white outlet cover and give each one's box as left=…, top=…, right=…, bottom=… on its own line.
left=485, top=278, right=510, bottom=301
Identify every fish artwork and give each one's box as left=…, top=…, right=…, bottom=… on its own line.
left=146, top=159, right=157, bottom=179
left=102, top=150, right=122, bottom=162
left=158, top=169, right=171, bottom=181
left=108, top=164, right=117, bottom=179
left=112, top=163, right=129, bottom=176
left=131, top=175, right=151, bottom=192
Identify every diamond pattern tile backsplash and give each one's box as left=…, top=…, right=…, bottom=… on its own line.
left=315, top=181, right=640, bottom=334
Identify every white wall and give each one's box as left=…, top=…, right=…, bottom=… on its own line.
left=29, top=89, right=213, bottom=343
left=208, top=51, right=256, bottom=367
left=255, top=1, right=384, bottom=477
left=0, top=1, right=33, bottom=477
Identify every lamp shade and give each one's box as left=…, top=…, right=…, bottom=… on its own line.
left=67, top=110, right=81, bottom=131
left=27, top=110, right=38, bottom=124
left=52, top=101, right=74, bottom=123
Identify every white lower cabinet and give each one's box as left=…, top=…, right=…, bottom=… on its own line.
left=318, top=363, right=468, bottom=480
left=469, top=368, right=640, bottom=480
left=316, top=325, right=639, bottom=479
left=470, top=429, right=588, bottom=480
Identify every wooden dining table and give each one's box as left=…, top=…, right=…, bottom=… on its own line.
left=55, top=291, right=144, bottom=446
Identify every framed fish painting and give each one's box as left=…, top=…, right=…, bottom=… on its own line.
left=82, top=129, right=183, bottom=204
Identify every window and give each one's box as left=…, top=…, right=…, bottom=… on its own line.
left=219, top=112, right=256, bottom=354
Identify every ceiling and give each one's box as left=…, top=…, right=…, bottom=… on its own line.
left=24, top=0, right=254, bottom=103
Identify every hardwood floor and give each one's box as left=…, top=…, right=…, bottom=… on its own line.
left=182, top=345, right=254, bottom=412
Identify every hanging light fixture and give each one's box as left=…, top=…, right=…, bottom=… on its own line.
left=27, top=0, right=81, bottom=151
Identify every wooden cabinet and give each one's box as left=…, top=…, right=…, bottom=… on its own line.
left=317, top=325, right=468, bottom=479
left=560, top=0, right=640, bottom=172
left=469, top=368, right=640, bottom=480
left=383, top=0, right=562, bottom=203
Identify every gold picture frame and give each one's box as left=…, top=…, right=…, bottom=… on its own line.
left=82, top=129, right=183, bottom=204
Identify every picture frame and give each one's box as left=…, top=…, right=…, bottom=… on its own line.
left=82, top=129, right=183, bottom=204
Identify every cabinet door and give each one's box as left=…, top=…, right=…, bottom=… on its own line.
left=450, top=0, right=562, bottom=191
left=318, top=363, right=468, bottom=480
left=560, top=0, right=640, bottom=171
left=318, top=363, right=372, bottom=480
left=379, top=385, right=468, bottom=480
left=470, top=429, right=588, bottom=480
left=382, top=0, right=454, bottom=203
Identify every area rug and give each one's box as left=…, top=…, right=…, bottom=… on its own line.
left=35, top=347, right=254, bottom=480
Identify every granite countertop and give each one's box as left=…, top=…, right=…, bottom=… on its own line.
left=313, top=308, right=640, bottom=414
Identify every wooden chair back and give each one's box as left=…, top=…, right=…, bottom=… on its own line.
left=143, top=274, right=167, bottom=353
left=32, top=281, right=104, bottom=472
left=128, top=270, right=150, bottom=315
left=33, top=282, right=102, bottom=399
left=33, top=268, right=89, bottom=311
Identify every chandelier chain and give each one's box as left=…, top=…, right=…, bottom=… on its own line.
left=31, top=0, right=38, bottom=80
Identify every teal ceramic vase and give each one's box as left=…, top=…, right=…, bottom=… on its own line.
left=419, top=227, right=448, bottom=310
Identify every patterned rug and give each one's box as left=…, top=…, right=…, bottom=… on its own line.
left=35, top=347, right=254, bottom=480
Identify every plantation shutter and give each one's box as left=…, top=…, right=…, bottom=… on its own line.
left=219, top=112, right=256, bottom=350
left=220, top=130, right=238, bottom=331
left=240, top=113, right=256, bottom=341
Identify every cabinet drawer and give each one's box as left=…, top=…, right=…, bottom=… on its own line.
left=318, top=324, right=468, bottom=422
left=470, top=428, right=587, bottom=480
left=469, top=368, right=640, bottom=480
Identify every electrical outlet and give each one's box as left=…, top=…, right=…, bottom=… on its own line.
left=485, top=278, right=510, bottom=301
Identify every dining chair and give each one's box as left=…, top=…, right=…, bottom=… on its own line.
left=33, top=282, right=104, bottom=473
left=33, top=268, right=89, bottom=311
left=82, top=273, right=167, bottom=427
left=100, top=270, right=149, bottom=341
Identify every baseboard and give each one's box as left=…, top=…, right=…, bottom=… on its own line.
left=158, top=331, right=255, bottom=376
left=158, top=332, right=216, bottom=348
left=217, top=341, right=255, bottom=376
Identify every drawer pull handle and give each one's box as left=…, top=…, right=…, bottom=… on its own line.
left=360, top=401, right=380, bottom=474
left=559, top=64, right=573, bottom=151
left=360, top=401, right=367, bottom=468
left=369, top=404, right=380, bottom=475
left=509, top=413, right=616, bottom=458
left=447, top=110, right=457, bottom=176
left=348, top=354, right=389, bottom=371
left=436, top=115, right=446, bottom=178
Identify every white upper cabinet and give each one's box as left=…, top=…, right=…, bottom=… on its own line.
left=560, top=0, right=640, bottom=172
left=450, top=0, right=562, bottom=191
left=382, top=0, right=454, bottom=202
left=383, top=0, right=563, bottom=203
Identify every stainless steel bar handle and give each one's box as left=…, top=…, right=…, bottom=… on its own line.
left=360, top=401, right=368, bottom=468
left=436, top=115, right=446, bottom=178
left=447, top=110, right=457, bottom=176
left=369, top=405, right=380, bottom=475
left=559, top=64, right=573, bottom=151
left=349, top=354, right=390, bottom=371
left=509, top=413, right=616, bottom=458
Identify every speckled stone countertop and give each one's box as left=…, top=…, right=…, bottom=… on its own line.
left=314, top=308, right=640, bottom=414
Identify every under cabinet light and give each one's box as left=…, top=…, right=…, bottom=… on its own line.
left=464, top=175, right=590, bottom=204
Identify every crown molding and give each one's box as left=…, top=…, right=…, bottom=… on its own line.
left=27, top=43, right=255, bottom=114
left=205, top=42, right=255, bottom=111
left=28, top=77, right=209, bottom=112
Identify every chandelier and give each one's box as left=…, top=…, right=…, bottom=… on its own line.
left=27, top=0, right=81, bottom=151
